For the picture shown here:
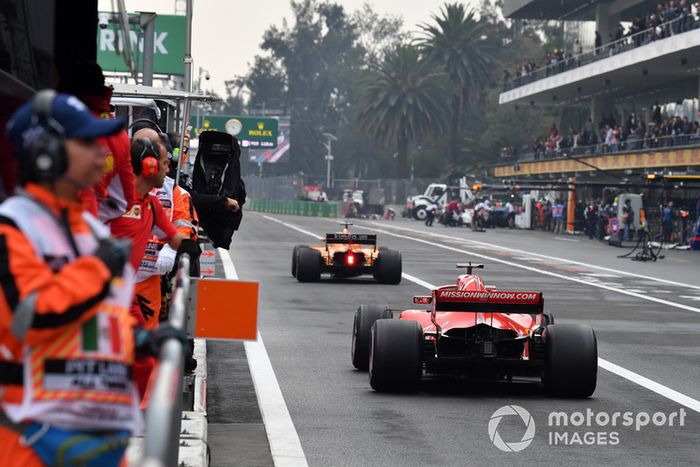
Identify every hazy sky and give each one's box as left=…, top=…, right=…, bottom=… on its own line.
left=98, top=0, right=479, bottom=95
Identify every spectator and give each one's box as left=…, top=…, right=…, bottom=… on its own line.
left=682, top=116, right=693, bottom=144
left=611, top=126, right=621, bottom=152
left=635, top=120, right=647, bottom=149
left=595, top=31, right=602, bottom=53
left=691, top=121, right=700, bottom=143
left=615, top=23, right=625, bottom=43
left=673, top=116, right=685, bottom=145
left=604, top=125, right=613, bottom=151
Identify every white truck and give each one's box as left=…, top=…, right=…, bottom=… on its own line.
left=406, top=178, right=476, bottom=221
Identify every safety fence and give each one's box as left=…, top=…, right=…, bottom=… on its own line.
left=500, top=134, right=700, bottom=163
left=503, top=14, right=700, bottom=92
left=247, top=198, right=339, bottom=217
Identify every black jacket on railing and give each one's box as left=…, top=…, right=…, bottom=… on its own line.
left=191, top=130, right=247, bottom=249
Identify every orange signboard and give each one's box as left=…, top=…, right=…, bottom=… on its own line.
left=495, top=147, right=700, bottom=177
left=193, top=278, right=259, bottom=340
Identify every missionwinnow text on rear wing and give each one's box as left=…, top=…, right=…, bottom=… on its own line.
left=434, top=290, right=544, bottom=314
left=325, top=233, right=377, bottom=245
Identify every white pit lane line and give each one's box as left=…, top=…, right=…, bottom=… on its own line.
left=359, top=220, right=700, bottom=292
left=343, top=221, right=700, bottom=315
left=261, top=216, right=700, bottom=414
left=217, top=247, right=309, bottom=467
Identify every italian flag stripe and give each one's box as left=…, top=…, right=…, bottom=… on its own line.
left=109, top=316, right=121, bottom=355
left=82, top=315, right=98, bottom=352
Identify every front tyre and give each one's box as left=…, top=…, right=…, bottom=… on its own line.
left=351, top=305, right=393, bottom=370
left=369, top=319, right=422, bottom=392
left=544, top=324, right=597, bottom=398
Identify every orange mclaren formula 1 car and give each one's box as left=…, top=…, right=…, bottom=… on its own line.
left=292, top=223, right=401, bottom=284
left=351, top=263, right=597, bottom=397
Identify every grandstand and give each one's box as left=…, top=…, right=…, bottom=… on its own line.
left=494, top=0, right=700, bottom=181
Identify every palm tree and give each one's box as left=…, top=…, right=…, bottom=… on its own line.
left=420, top=3, right=498, bottom=165
left=356, top=45, right=448, bottom=178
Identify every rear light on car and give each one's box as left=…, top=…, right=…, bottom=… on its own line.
left=346, top=253, right=355, bottom=266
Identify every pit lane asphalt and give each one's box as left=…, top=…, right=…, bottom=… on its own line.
left=227, top=213, right=699, bottom=467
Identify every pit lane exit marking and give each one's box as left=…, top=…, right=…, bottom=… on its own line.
left=362, top=221, right=700, bottom=292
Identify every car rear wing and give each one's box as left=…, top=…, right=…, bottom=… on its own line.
left=434, top=290, right=543, bottom=314
left=325, top=233, right=377, bottom=245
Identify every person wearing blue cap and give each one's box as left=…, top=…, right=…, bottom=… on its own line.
left=0, top=90, right=184, bottom=466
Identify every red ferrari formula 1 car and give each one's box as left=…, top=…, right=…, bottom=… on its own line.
left=292, top=223, right=401, bottom=284
left=351, top=263, right=597, bottom=397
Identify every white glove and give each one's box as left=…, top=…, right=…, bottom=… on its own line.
left=155, top=244, right=177, bottom=275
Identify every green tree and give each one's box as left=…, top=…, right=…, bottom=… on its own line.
left=259, top=0, right=364, bottom=175
left=419, top=3, right=499, bottom=166
left=356, top=45, right=448, bottom=178
left=351, top=3, right=409, bottom=68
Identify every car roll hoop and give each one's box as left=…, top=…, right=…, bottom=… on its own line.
left=456, top=262, right=485, bottom=274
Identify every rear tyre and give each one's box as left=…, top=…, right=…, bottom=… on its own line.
left=543, top=310, right=555, bottom=326
left=369, top=319, right=422, bottom=392
left=544, top=324, right=597, bottom=398
left=296, top=248, right=321, bottom=282
left=291, top=245, right=308, bottom=277
left=351, top=305, right=393, bottom=370
left=376, top=250, right=402, bottom=284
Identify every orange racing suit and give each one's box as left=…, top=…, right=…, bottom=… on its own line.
left=0, top=184, right=141, bottom=464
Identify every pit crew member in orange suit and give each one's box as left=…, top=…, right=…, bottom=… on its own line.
left=0, top=90, right=185, bottom=467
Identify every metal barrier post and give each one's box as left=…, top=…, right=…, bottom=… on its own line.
left=142, top=254, right=191, bottom=467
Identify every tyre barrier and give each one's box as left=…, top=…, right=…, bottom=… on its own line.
left=247, top=199, right=338, bottom=218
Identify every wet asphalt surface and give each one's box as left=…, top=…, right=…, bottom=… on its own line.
left=214, top=213, right=699, bottom=467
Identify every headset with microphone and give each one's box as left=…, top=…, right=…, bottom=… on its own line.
left=24, top=90, right=68, bottom=181
left=131, top=138, right=159, bottom=178
left=129, top=118, right=174, bottom=161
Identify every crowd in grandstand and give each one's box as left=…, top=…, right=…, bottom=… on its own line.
left=526, top=110, right=700, bottom=160
left=503, top=1, right=700, bottom=91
